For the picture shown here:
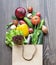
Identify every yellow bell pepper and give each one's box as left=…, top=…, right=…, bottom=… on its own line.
left=16, top=24, right=29, bottom=37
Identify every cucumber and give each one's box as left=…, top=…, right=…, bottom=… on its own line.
left=37, top=31, right=43, bottom=44
left=31, top=29, right=41, bottom=44
left=24, top=17, right=33, bottom=28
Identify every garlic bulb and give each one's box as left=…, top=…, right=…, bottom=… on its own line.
left=10, top=25, right=16, bottom=29
left=27, top=13, right=32, bottom=19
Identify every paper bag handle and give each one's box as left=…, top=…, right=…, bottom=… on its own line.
left=22, top=45, right=37, bottom=61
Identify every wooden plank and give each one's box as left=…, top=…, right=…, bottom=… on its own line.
left=0, top=0, right=20, bottom=65
left=25, top=0, right=40, bottom=11
left=43, top=0, right=50, bottom=65
left=43, top=0, right=56, bottom=65
left=0, top=44, right=2, bottom=65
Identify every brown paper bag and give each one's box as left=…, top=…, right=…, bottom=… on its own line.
left=12, top=45, right=43, bottom=65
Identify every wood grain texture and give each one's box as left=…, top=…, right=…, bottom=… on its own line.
left=0, top=0, right=56, bottom=65
left=43, top=0, right=56, bottom=65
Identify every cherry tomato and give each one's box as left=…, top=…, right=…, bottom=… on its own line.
left=27, top=7, right=33, bottom=13
left=29, top=28, right=33, bottom=33
left=36, top=12, right=41, bottom=17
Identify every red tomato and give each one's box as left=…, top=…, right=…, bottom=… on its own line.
left=27, top=7, right=33, bottom=13
left=31, top=16, right=40, bottom=25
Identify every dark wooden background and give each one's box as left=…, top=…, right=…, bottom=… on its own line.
left=0, top=0, right=56, bottom=65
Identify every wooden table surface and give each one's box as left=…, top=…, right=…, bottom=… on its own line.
left=0, top=0, right=56, bottom=65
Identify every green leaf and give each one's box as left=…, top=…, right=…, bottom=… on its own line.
left=12, top=16, right=17, bottom=20
left=32, top=11, right=36, bottom=16
left=5, top=29, right=23, bottom=47
left=31, top=29, right=41, bottom=44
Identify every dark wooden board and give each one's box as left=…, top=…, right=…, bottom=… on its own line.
left=0, top=0, right=56, bottom=65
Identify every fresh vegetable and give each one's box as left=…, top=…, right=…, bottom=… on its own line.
left=32, top=11, right=36, bottom=16
left=27, top=13, right=32, bottom=19
left=37, top=19, right=45, bottom=29
left=23, top=34, right=32, bottom=44
left=24, top=17, right=33, bottom=28
left=6, top=20, right=18, bottom=29
left=42, top=25, right=48, bottom=34
left=27, top=7, right=33, bottom=13
left=6, top=23, right=13, bottom=29
left=19, top=20, right=26, bottom=24
left=15, top=7, right=26, bottom=19
left=36, top=12, right=41, bottom=17
left=26, top=34, right=31, bottom=44
left=13, top=20, right=18, bottom=26
left=31, top=19, right=45, bottom=44
left=12, top=16, right=17, bottom=20
left=5, top=29, right=23, bottom=47
left=38, top=31, right=43, bottom=44
left=24, top=35, right=31, bottom=44
left=16, top=24, right=29, bottom=37
left=31, top=29, right=41, bottom=44
left=23, top=37, right=28, bottom=44
left=12, top=35, right=24, bottom=45
left=29, top=28, right=33, bottom=33
left=31, top=16, right=40, bottom=25
left=5, top=6, right=48, bottom=47
left=10, top=25, right=16, bottom=30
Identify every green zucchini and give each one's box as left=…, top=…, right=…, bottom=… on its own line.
left=24, top=17, right=33, bottom=28
left=38, top=31, right=43, bottom=44
left=31, top=29, right=41, bottom=44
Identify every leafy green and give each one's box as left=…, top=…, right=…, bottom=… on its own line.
left=5, top=29, right=23, bottom=47
left=32, top=11, right=36, bottom=16
left=31, top=19, right=45, bottom=44
left=31, top=29, right=41, bottom=44
left=12, top=16, right=17, bottom=20
left=37, top=19, right=45, bottom=29
left=37, top=31, right=43, bottom=44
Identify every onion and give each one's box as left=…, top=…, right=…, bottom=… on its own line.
left=42, top=25, right=48, bottom=34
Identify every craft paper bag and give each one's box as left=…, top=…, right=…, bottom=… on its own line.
left=12, top=45, right=43, bottom=65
